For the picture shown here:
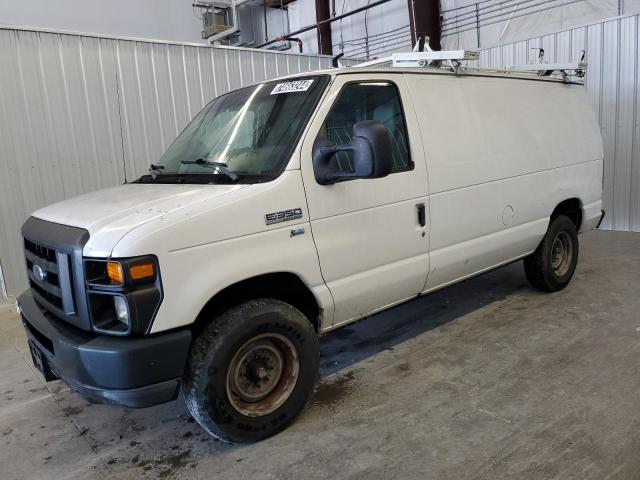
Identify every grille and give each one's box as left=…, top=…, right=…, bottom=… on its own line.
left=24, top=238, right=75, bottom=317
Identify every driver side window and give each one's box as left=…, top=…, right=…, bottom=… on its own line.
left=318, top=82, right=412, bottom=174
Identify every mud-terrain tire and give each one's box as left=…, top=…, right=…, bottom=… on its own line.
left=182, top=298, right=319, bottom=443
left=524, top=215, right=579, bottom=292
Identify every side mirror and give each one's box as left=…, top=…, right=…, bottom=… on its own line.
left=313, top=120, right=393, bottom=185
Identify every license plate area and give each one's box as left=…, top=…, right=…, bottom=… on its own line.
left=28, top=340, right=57, bottom=382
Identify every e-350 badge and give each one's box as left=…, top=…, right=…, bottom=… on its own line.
left=265, top=208, right=303, bottom=225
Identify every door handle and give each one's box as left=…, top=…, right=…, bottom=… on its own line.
left=416, top=203, right=426, bottom=227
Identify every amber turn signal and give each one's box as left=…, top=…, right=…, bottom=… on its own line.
left=106, top=261, right=124, bottom=285
left=129, top=263, right=155, bottom=281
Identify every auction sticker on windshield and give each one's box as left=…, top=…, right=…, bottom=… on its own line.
left=271, top=79, right=314, bottom=95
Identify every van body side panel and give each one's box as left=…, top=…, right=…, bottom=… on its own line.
left=300, top=74, right=430, bottom=325
left=110, top=171, right=332, bottom=333
left=405, top=74, right=603, bottom=292
left=426, top=161, right=600, bottom=288
left=581, top=199, right=605, bottom=232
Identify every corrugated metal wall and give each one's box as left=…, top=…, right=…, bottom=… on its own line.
left=0, top=260, right=9, bottom=304
left=0, top=26, right=332, bottom=295
left=475, top=13, right=640, bottom=233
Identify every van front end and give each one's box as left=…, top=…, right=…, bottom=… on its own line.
left=18, top=216, right=192, bottom=408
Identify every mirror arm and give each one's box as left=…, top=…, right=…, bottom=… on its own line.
left=319, top=144, right=352, bottom=155
left=316, top=144, right=359, bottom=184
left=334, top=145, right=353, bottom=153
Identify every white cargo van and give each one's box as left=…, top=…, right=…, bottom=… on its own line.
left=18, top=60, right=604, bottom=443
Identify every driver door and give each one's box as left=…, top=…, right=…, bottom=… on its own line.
left=300, top=74, right=430, bottom=327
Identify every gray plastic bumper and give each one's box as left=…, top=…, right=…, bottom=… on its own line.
left=19, top=291, right=192, bottom=408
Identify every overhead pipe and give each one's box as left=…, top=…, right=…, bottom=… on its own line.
left=331, top=52, right=344, bottom=67
left=257, top=0, right=393, bottom=49
left=276, top=35, right=304, bottom=53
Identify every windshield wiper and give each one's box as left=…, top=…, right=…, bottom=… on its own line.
left=180, top=159, right=239, bottom=182
left=149, top=163, right=165, bottom=180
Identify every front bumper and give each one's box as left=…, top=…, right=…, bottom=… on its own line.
left=19, top=291, right=192, bottom=408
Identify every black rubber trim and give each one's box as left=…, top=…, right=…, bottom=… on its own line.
left=596, top=209, right=606, bottom=229
left=64, top=377, right=182, bottom=408
left=19, top=291, right=191, bottom=407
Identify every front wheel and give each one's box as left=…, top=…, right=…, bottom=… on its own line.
left=182, top=298, right=319, bottom=443
left=523, top=215, right=579, bottom=292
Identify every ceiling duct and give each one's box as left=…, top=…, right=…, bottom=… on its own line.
left=194, top=1, right=240, bottom=41
left=194, top=0, right=292, bottom=48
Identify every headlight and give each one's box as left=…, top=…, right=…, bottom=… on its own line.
left=86, top=293, right=130, bottom=335
left=85, top=255, right=162, bottom=336
left=113, top=296, right=129, bottom=325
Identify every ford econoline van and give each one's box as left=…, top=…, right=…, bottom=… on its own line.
left=18, top=62, right=604, bottom=443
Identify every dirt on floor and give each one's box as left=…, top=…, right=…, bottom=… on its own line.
left=1, top=230, right=640, bottom=480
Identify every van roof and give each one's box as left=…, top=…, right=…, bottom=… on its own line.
left=281, top=66, right=584, bottom=86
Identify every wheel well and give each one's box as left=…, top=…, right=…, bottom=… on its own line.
left=551, top=198, right=583, bottom=230
left=193, top=272, right=321, bottom=334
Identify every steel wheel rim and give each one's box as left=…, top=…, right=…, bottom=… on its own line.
left=226, top=333, right=299, bottom=417
left=551, top=231, right=573, bottom=277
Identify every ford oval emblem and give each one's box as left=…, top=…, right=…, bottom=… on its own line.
left=33, top=264, right=47, bottom=283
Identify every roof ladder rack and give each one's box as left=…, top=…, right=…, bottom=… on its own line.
left=508, top=62, right=587, bottom=80
left=509, top=48, right=587, bottom=80
left=354, top=36, right=479, bottom=72
left=351, top=39, right=586, bottom=82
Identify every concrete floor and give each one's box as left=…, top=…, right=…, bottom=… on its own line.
left=1, top=230, right=640, bottom=480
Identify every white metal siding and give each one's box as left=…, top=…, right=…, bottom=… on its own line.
left=0, top=260, right=8, bottom=304
left=476, top=13, right=640, bottom=233
left=0, top=27, right=332, bottom=295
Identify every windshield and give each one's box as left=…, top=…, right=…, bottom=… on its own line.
left=144, top=75, right=329, bottom=184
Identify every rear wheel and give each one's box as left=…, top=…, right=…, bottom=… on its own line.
left=524, top=215, right=579, bottom=292
left=182, top=298, right=319, bottom=443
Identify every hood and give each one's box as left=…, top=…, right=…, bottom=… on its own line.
left=32, top=183, right=248, bottom=257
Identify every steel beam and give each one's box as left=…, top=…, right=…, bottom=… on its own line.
left=410, top=0, right=441, bottom=50
left=315, top=0, right=333, bottom=55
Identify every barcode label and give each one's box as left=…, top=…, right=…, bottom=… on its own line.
left=270, top=79, right=314, bottom=95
